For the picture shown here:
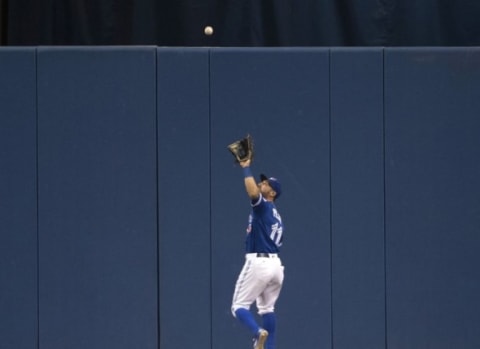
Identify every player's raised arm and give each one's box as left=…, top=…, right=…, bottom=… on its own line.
left=239, top=160, right=260, bottom=199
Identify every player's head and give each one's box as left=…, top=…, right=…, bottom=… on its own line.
left=259, top=174, right=282, bottom=201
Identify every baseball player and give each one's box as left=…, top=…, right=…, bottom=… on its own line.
left=231, top=158, right=285, bottom=349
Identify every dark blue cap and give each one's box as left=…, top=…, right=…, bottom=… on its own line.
left=260, top=174, right=282, bottom=199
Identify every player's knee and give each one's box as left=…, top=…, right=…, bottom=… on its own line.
left=231, top=304, right=248, bottom=318
left=257, top=306, right=275, bottom=315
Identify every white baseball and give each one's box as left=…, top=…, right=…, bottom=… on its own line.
left=204, top=26, right=214, bottom=36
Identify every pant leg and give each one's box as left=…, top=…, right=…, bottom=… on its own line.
left=231, top=258, right=269, bottom=315
left=256, top=260, right=284, bottom=315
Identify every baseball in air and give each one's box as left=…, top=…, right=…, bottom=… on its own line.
left=204, top=26, right=214, bottom=36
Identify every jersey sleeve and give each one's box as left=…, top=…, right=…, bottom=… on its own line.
left=250, top=194, right=267, bottom=212
left=250, top=193, right=262, bottom=206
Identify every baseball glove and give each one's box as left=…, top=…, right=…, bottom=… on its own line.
left=227, top=134, right=254, bottom=163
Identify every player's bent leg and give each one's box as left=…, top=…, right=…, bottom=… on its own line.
left=231, top=278, right=267, bottom=337
left=231, top=258, right=271, bottom=346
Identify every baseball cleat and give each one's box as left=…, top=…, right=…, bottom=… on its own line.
left=253, top=329, right=268, bottom=349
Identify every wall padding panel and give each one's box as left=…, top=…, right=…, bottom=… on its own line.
left=385, top=48, right=480, bottom=349
left=330, top=48, right=385, bottom=349
left=3, top=46, right=480, bottom=349
left=0, top=48, right=38, bottom=349
left=210, top=48, right=332, bottom=349
left=156, top=48, right=212, bottom=349
left=37, top=47, right=158, bottom=349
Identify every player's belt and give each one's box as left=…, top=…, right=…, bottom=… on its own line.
left=256, top=253, right=278, bottom=258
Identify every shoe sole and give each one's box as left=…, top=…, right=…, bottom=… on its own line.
left=255, top=330, right=268, bottom=349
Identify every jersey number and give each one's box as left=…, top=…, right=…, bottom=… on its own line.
left=270, top=223, right=283, bottom=247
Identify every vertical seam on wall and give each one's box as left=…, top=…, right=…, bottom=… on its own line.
left=328, top=48, right=334, bottom=349
left=207, top=48, right=213, bottom=349
left=35, top=47, right=40, bottom=349
left=382, top=47, right=388, bottom=349
left=154, top=48, right=161, bottom=349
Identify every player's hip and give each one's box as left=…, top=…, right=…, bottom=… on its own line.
left=244, top=253, right=283, bottom=270
left=245, top=252, right=279, bottom=260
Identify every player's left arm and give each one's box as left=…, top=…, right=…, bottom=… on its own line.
left=239, top=160, right=260, bottom=199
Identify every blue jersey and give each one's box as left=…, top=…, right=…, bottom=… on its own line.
left=245, top=194, right=284, bottom=253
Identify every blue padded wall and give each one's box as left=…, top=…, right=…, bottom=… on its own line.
left=330, top=48, right=385, bottom=349
left=209, top=48, right=332, bottom=349
left=2, top=46, right=480, bottom=349
left=156, top=48, right=212, bottom=349
left=385, top=48, right=480, bottom=349
left=0, top=48, right=38, bottom=349
left=36, top=48, right=158, bottom=349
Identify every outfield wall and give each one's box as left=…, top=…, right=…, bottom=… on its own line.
left=1, top=47, right=479, bottom=349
